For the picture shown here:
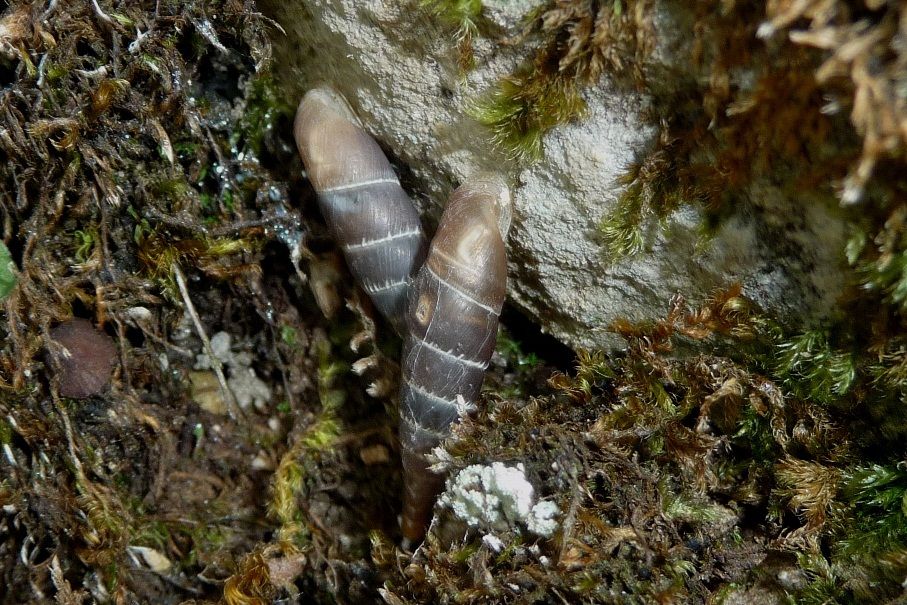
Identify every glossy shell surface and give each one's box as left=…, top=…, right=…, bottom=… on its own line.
left=399, top=176, right=511, bottom=543
left=294, top=88, right=427, bottom=332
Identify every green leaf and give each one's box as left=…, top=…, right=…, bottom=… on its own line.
left=0, top=241, right=17, bottom=300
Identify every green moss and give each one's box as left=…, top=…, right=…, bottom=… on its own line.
left=469, top=0, right=657, bottom=162
left=662, top=492, right=729, bottom=524
left=280, top=325, right=298, bottom=347
left=795, top=552, right=848, bottom=605
left=597, top=133, right=718, bottom=261
left=233, top=74, right=292, bottom=158
left=186, top=524, right=230, bottom=567
left=45, top=62, right=69, bottom=83
left=490, top=327, right=545, bottom=398
left=598, top=192, right=648, bottom=260
left=421, top=0, right=482, bottom=28
left=495, top=329, right=539, bottom=370
left=420, top=0, right=486, bottom=69
left=767, top=320, right=907, bottom=446
left=471, top=72, right=585, bottom=161
left=0, top=418, right=12, bottom=445
left=0, top=241, right=16, bottom=301
left=269, top=335, right=344, bottom=548
left=850, top=214, right=907, bottom=314
left=775, top=330, right=858, bottom=405
left=73, top=228, right=98, bottom=263
left=839, top=464, right=907, bottom=558
left=780, top=463, right=907, bottom=603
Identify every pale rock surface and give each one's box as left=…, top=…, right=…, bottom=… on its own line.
left=261, top=0, right=849, bottom=349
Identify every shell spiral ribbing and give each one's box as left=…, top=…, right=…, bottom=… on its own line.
left=399, top=175, right=511, bottom=544
left=293, top=88, right=427, bottom=334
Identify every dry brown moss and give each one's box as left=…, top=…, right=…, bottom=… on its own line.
left=600, top=0, right=907, bottom=269
left=0, top=1, right=323, bottom=602
left=472, top=0, right=656, bottom=161
left=364, top=282, right=907, bottom=604
left=763, top=0, right=907, bottom=203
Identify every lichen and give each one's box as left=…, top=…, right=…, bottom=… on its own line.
left=438, top=462, right=560, bottom=537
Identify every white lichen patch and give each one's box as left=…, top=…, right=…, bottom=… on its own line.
left=194, top=331, right=271, bottom=411
left=194, top=331, right=235, bottom=369
left=482, top=533, right=505, bottom=552
left=439, top=462, right=559, bottom=537
left=526, top=500, right=560, bottom=537
left=227, top=367, right=272, bottom=411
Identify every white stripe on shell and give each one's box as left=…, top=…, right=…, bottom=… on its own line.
left=401, top=414, right=449, bottom=440
left=362, top=277, right=408, bottom=294
left=426, top=265, right=497, bottom=315
left=433, top=248, right=479, bottom=275
left=344, top=227, right=423, bottom=251
left=413, top=336, right=487, bottom=370
left=319, top=177, right=399, bottom=194
left=403, top=378, right=459, bottom=410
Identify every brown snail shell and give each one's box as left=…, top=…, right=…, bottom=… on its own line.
left=398, top=175, right=512, bottom=544
left=293, top=88, right=427, bottom=334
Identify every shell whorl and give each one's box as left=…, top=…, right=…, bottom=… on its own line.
left=293, top=88, right=427, bottom=333
left=399, top=176, right=511, bottom=544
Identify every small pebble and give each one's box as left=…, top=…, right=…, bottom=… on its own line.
left=188, top=370, right=228, bottom=415
left=47, top=318, right=117, bottom=398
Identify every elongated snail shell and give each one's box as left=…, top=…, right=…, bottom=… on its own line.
left=399, top=175, right=512, bottom=545
left=293, top=88, right=427, bottom=333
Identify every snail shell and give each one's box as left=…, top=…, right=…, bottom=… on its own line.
left=293, top=88, right=427, bottom=333
left=399, top=175, right=512, bottom=544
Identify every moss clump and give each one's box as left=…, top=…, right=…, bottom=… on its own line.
left=368, top=284, right=907, bottom=603
left=848, top=204, right=907, bottom=314
left=233, top=74, right=294, bottom=159
left=268, top=336, right=344, bottom=548
left=414, top=0, right=495, bottom=75
left=468, top=3, right=906, bottom=276
left=419, top=0, right=488, bottom=70
left=762, top=1, right=907, bottom=204
left=596, top=128, right=721, bottom=259
left=594, top=1, right=907, bottom=268
left=421, top=0, right=483, bottom=30
left=473, top=0, right=656, bottom=161
left=470, top=71, right=586, bottom=161
left=377, top=295, right=773, bottom=602
left=0, top=1, right=327, bottom=601
left=136, top=228, right=262, bottom=297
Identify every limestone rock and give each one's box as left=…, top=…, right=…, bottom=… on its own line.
left=261, top=0, right=849, bottom=349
